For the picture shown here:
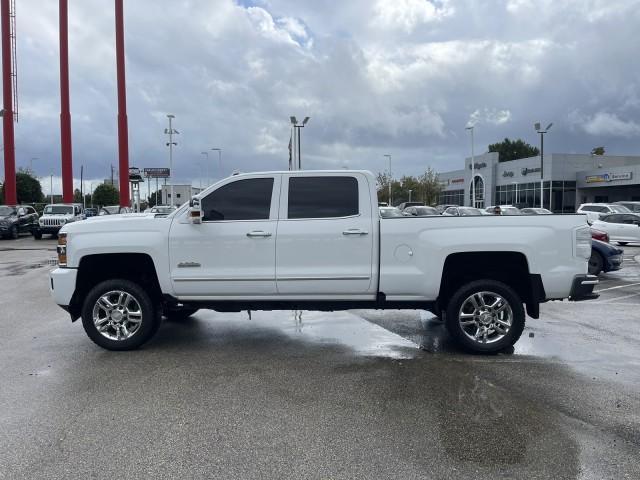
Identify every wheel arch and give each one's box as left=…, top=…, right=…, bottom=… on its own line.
left=68, top=253, right=162, bottom=321
left=438, top=251, right=545, bottom=319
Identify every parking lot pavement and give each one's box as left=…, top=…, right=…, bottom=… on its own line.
left=0, top=239, right=638, bottom=479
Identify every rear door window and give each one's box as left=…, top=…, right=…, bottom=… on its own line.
left=288, top=176, right=358, bottom=219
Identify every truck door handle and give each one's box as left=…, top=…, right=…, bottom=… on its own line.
left=246, top=230, right=272, bottom=238
left=342, top=229, right=368, bottom=236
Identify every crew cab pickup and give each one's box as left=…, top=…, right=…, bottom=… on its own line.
left=49, top=170, right=597, bottom=353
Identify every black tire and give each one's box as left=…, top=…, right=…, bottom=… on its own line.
left=164, top=307, right=199, bottom=321
left=445, top=279, right=525, bottom=354
left=9, top=225, right=18, bottom=240
left=32, top=230, right=42, bottom=240
left=617, top=242, right=628, bottom=246
left=81, top=279, right=160, bottom=351
left=588, top=251, right=604, bottom=275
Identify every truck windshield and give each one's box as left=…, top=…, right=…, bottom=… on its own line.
left=44, top=206, right=74, bottom=215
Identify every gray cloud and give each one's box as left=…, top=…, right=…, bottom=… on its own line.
left=7, top=0, right=640, bottom=193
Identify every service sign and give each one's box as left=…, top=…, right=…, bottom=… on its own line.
left=586, top=172, right=632, bottom=183
left=143, top=167, right=170, bottom=178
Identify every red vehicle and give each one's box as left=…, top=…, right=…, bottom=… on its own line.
left=590, top=228, right=609, bottom=243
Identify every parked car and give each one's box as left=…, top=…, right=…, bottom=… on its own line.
left=485, top=205, right=522, bottom=216
left=442, top=206, right=485, bottom=216
left=591, top=213, right=640, bottom=245
left=614, top=201, right=640, bottom=213
left=590, top=228, right=609, bottom=243
left=379, top=206, right=404, bottom=218
left=99, top=206, right=132, bottom=216
left=577, top=203, right=630, bottom=223
left=589, top=239, right=623, bottom=275
left=0, top=205, right=39, bottom=239
left=84, top=207, right=98, bottom=218
left=396, top=201, right=424, bottom=211
left=435, top=204, right=457, bottom=214
left=145, top=205, right=177, bottom=216
left=520, top=208, right=553, bottom=215
left=403, top=206, right=439, bottom=216
left=50, top=170, right=597, bottom=354
left=35, top=204, right=84, bottom=239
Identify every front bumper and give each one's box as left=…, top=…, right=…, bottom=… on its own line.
left=569, top=275, right=599, bottom=301
left=49, top=267, right=78, bottom=307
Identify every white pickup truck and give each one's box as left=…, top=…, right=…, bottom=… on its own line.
left=50, top=170, right=597, bottom=353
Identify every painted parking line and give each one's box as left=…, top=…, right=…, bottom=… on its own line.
left=593, top=291, right=640, bottom=304
left=594, top=281, right=640, bottom=293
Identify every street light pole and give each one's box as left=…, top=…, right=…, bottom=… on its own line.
left=211, top=148, right=222, bottom=179
left=465, top=125, right=475, bottom=207
left=384, top=154, right=392, bottom=205
left=290, top=117, right=310, bottom=170
left=165, top=114, right=179, bottom=206
left=201, top=151, right=209, bottom=186
left=535, top=122, right=553, bottom=209
left=50, top=174, right=53, bottom=204
left=409, top=189, right=412, bottom=203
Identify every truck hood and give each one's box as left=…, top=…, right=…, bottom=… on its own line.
left=61, top=213, right=169, bottom=234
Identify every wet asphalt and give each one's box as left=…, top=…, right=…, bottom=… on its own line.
left=0, top=236, right=638, bottom=479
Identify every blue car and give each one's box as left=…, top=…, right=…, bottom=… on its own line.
left=589, top=239, right=623, bottom=275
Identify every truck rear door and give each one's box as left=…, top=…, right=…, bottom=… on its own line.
left=275, top=173, right=376, bottom=296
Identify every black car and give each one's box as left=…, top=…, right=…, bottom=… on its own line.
left=0, top=205, right=39, bottom=239
left=589, top=239, right=623, bottom=275
left=84, top=207, right=98, bottom=217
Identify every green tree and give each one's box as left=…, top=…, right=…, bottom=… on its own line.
left=591, top=146, right=605, bottom=155
left=419, top=167, right=442, bottom=205
left=147, top=189, right=162, bottom=208
left=92, top=183, right=119, bottom=207
left=488, top=138, right=540, bottom=162
left=7, top=169, right=45, bottom=204
left=73, top=188, right=83, bottom=203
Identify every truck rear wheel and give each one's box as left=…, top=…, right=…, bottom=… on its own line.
left=81, top=279, right=160, bottom=351
left=445, top=279, right=525, bottom=353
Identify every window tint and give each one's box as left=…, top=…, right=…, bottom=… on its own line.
left=202, top=178, right=273, bottom=221
left=603, top=215, right=622, bottom=223
left=288, top=176, right=358, bottom=219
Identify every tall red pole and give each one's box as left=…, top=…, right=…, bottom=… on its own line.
left=115, top=0, right=130, bottom=207
left=59, top=0, right=73, bottom=203
left=1, top=0, right=16, bottom=205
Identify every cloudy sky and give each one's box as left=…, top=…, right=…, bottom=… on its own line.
left=9, top=0, right=640, bottom=193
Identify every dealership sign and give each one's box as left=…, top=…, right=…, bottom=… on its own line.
left=521, top=167, right=541, bottom=176
left=502, top=171, right=514, bottom=178
left=468, top=162, right=487, bottom=170
left=586, top=172, right=633, bottom=184
left=143, top=167, right=171, bottom=178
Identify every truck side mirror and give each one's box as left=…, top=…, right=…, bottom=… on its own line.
left=189, top=196, right=202, bottom=224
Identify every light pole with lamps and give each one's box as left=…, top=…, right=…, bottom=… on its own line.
left=290, top=117, right=310, bottom=170
left=164, top=114, right=179, bottom=206
left=408, top=189, right=412, bottom=203
left=534, top=122, right=553, bottom=209
left=201, top=151, right=209, bottom=186
left=465, top=125, right=475, bottom=207
left=211, top=148, right=222, bottom=179
left=384, top=154, right=392, bottom=205
left=50, top=174, right=54, bottom=204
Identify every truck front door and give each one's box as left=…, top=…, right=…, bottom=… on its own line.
left=169, top=175, right=280, bottom=298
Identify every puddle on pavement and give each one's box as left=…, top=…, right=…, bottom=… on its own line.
left=0, top=258, right=57, bottom=276
left=195, top=309, right=420, bottom=359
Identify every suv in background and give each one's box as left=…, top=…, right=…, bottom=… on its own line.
left=577, top=203, right=630, bottom=223
left=614, top=201, right=640, bottom=213
left=36, top=204, right=84, bottom=238
left=0, top=205, right=39, bottom=239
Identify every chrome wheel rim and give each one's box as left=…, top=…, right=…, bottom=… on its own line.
left=458, top=291, right=513, bottom=345
left=92, top=290, right=143, bottom=341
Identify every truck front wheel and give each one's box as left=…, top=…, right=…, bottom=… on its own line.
left=81, top=279, right=160, bottom=351
left=445, top=279, right=525, bottom=354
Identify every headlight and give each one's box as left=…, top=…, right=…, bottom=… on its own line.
left=57, top=233, right=67, bottom=267
left=60, top=218, right=66, bottom=225
left=575, top=226, right=592, bottom=259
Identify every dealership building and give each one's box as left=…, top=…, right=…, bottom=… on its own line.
left=437, top=152, right=640, bottom=212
